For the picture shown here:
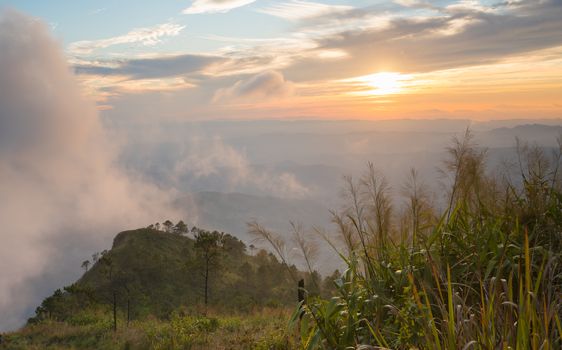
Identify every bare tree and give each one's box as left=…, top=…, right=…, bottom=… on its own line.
left=290, top=222, right=319, bottom=290
left=247, top=221, right=297, bottom=283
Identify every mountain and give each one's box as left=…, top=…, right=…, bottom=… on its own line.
left=479, top=124, right=562, bottom=148
left=1, top=228, right=329, bottom=349
left=27, top=228, right=323, bottom=325
left=178, top=191, right=332, bottom=243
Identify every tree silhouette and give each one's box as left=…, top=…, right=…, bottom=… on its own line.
left=98, top=251, right=118, bottom=332
left=163, top=220, right=174, bottom=233
left=193, top=229, right=224, bottom=312
left=81, top=260, right=90, bottom=272
left=173, top=220, right=188, bottom=235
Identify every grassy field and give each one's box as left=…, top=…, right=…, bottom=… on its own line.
left=2, top=308, right=295, bottom=349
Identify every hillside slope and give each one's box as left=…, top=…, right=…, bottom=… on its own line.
left=1, top=228, right=317, bottom=349
left=27, top=228, right=316, bottom=324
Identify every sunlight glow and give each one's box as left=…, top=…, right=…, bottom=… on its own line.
left=359, top=72, right=412, bottom=95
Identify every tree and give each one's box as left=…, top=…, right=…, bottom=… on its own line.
left=163, top=220, right=174, bottom=233
left=81, top=260, right=90, bottom=272
left=193, top=229, right=224, bottom=312
left=222, top=233, right=246, bottom=257
left=173, top=220, right=188, bottom=235
left=248, top=221, right=297, bottom=282
left=33, top=289, right=65, bottom=321
left=99, top=251, right=118, bottom=332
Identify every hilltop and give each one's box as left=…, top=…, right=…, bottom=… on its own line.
left=31, top=227, right=324, bottom=322
left=0, top=227, right=332, bottom=349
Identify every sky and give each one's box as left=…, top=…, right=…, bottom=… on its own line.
left=0, top=0, right=561, bottom=122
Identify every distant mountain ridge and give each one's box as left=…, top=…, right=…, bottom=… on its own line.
left=179, top=191, right=332, bottom=243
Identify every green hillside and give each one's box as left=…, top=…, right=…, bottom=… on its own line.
left=33, top=227, right=318, bottom=322
left=0, top=227, right=328, bottom=349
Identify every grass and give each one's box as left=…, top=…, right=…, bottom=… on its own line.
left=1, top=308, right=295, bottom=349
left=280, top=131, right=562, bottom=349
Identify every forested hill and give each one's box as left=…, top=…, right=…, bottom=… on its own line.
left=28, top=227, right=329, bottom=325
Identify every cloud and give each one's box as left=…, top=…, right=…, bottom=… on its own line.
left=52, top=0, right=562, bottom=120
left=393, top=0, right=436, bottom=10
left=75, top=53, right=222, bottom=79
left=214, top=70, right=294, bottom=102
left=73, top=54, right=224, bottom=105
left=444, top=0, right=496, bottom=15
left=174, top=136, right=309, bottom=198
left=281, top=0, right=562, bottom=81
left=96, top=0, right=562, bottom=93
left=67, top=22, right=185, bottom=55
left=0, top=11, right=179, bottom=330
left=258, top=0, right=353, bottom=21
left=394, top=0, right=422, bottom=6
left=89, top=7, right=107, bottom=16
left=183, top=0, right=257, bottom=14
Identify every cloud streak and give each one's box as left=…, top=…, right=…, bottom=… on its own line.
left=258, top=0, right=353, bottom=21
left=67, top=22, right=185, bottom=55
left=75, top=53, right=222, bottom=79
left=183, top=0, right=257, bottom=14
left=214, top=70, right=294, bottom=102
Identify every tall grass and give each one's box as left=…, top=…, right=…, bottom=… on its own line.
left=283, top=131, right=562, bottom=349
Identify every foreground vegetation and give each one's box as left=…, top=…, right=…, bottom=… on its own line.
left=275, top=132, right=561, bottom=349
left=3, top=308, right=294, bottom=349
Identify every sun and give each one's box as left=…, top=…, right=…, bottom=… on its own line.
left=357, top=72, right=412, bottom=95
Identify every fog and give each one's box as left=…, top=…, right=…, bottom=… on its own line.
left=112, top=119, right=562, bottom=282
left=115, top=119, right=562, bottom=205
left=0, top=11, right=179, bottom=330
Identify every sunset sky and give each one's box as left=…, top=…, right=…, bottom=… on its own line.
left=1, top=0, right=561, bottom=121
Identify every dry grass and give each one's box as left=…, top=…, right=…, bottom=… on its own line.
left=2, top=308, right=296, bottom=350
